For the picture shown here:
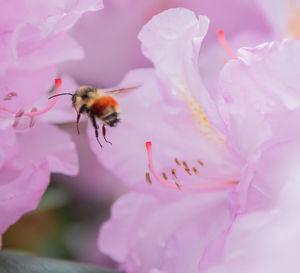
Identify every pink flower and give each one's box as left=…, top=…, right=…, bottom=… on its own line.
left=0, top=0, right=103, bottom=244
left=0, top=79, right=78, bottom=245
left=96, top=8, right=300, bottom=273
left=198, top=38, right=300, bottom=272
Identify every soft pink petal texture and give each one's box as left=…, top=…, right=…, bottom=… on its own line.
left=15, top=122, right=78, bottom=176
left=138, top=8, right=224, bottom=131
left=0, top=66, right=56, bottom=118
left=17, top=33, right=84, bottom=70
left=54, top=123, right=126, bottom=202
left=256, top=0, right=300, bottom=39
left=0, top=0, right=103, bottom=74
left=87, top=69, right=241, bottom=191
left=199, top=30, right=271, bottom=91
left=0, top=128, right=17, bottom=167
left=0, top=160, right=49, bottom=235
left=217, top=39, right=300, bottom=158
left=202, top=141, right=300, bottom=273
left=60, top=0, right=270, bottom=87
left=99, top=191, right=234, bottom=273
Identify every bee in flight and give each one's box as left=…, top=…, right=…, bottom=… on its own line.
left=49, top=85, right=139, bottom=147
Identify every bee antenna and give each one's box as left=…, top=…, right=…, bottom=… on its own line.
left=48, top=93, right=73, bottom=100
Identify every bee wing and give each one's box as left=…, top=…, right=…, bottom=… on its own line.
left=103, top=84, right=142, bottom=97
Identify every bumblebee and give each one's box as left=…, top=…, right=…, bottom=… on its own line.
left=49, top=85, right=139, bottom=147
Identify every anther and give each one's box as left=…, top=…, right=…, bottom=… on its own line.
left=197, top=160, right=204, bottom=166
left=174, top=158, right=181, bottom=166
left=175, top=182, right=181, bottom=190
left=12, top=119, right=19, bottom=128
left=3, top=92, right=17, bottom=100
left=162, top=172, right=168, bottom=181
left=15, top=109, right=25, bottom=118
left=171, top=169, right=181, bottom=190
left=171, top=168, right=178, bottom=180
left=182, top=161, right=192, bottom=176
left=217, top=29, right=237, bottom=59
left=146, top=172, right=152, bottom=185
left=192, top=167, right=199, bottom=175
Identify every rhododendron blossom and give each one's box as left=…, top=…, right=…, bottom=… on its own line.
left=95, top=8, right=300, bottom=273
left=0, top=79, right=78, bottom=245
left=0, top=0, right=103, bottom=245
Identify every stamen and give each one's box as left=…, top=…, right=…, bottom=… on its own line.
left=0, top=79, right=62, bottom=125
left=174, top=158, right=181, bottom=166
left=146, top=141, right=239, bottom=192
left=162, top=172, right=168, bottom=181
left=145, top=172, right=152, bottom=185
left=197, top=160, right=204, bottom=166
left=3, top=92, right=17, bottom=100
left=217, top=29, right=237, bottom=59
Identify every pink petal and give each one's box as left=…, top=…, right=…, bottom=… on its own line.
left=138, top=8, right=224, bottom=132
left=0, top=0, right=103, bottom=73
left=218, top=39, right=300, bottom=157
left=203, top=140, right=300, bottom=273
left=256, top=0, right=297, bottom=39
left=0, top=66, right=57, bottom=116
left=0, top=160, right=49, bottom=236
left=17, top=33, right=84, bottom=70
left=0, top=127, right=17, bottom=167
left=15, top=122, right=78, bottom=176
left=60, top=0, right=270, bottom=87
left=99, top=191, right=234, bottom=273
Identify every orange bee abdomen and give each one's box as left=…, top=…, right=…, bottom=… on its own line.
left=91, top=96, right=120, bottom=127
left=91, top=96, right=119, bottom=116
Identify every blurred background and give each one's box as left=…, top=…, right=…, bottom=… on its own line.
left=2, top=0, right=278, bottom=269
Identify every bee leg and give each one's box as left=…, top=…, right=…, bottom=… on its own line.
left=90, top=115, right=103, bottom=148
left=76, top=114, right=81, bottom=134
left=102, top=125, right=112, bottom=145
left=76, top=104, right=87, bottom=135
